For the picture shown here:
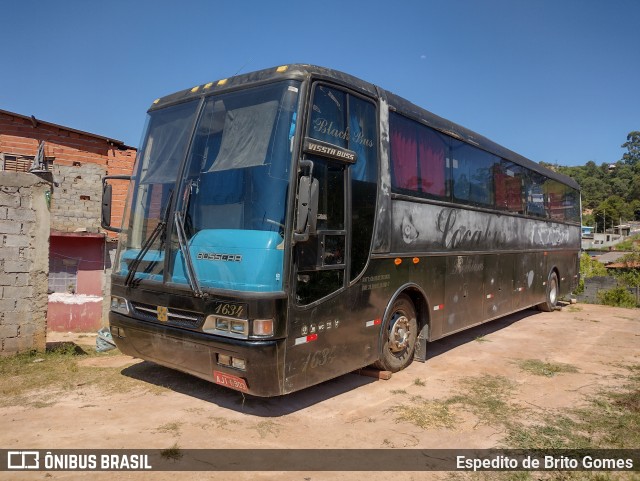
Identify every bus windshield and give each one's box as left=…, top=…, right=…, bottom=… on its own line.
left=117, top=80, right=300, bottom=293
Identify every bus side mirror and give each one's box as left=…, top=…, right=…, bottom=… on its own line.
left=101, top=175, right=131, bottom=233
left=102, top=182, right=113, bottom=230
left=294, top=175, right=319, bottom=242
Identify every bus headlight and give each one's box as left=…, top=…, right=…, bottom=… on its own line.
left=203, top=316, right=249, bottom=338
left=253, top=319, right=274, bottom=336
left=110, top=296, right=129, bottom=315
left=230, top=320, right=247, bottom=335
left=215, top=318, right=230, bottom=331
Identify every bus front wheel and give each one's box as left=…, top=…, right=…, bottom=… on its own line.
left=375, top=295, right=417, bottom=372
left=538, top=271, right=559, bottom=312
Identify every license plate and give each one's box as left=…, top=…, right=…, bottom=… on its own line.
left=212, top=301, right=247, bottom=319
left=213, top=370, right=249, bottom=392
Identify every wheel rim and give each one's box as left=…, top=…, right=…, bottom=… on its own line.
left=549, top=277, right=558, bottom=305
left=389, top=314, right=411, bottom=353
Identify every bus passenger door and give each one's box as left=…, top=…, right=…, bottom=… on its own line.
left=284, top=82, right=379, bottom=393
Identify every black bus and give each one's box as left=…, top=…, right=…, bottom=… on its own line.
left=102, top=64, right=580, bottom=396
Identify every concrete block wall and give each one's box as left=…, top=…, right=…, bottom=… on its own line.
left=0, top=172, right=50, bottom=355
left=51, top=163, right=106, bottom=232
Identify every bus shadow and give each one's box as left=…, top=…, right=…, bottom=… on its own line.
left=425, top=308, right=539, bottom=360
left=120, top=307, right=544, bottom=416
left=120, top=361, right=376, bottom=417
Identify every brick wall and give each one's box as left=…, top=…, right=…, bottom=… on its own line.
left=0, top=110, right=136, bottom=234
left=0, top=172, right=50, bottom=355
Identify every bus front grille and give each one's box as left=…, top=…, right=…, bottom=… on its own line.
left=130, top=301, right=204, bottom=330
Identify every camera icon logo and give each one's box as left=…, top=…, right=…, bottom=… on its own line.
left=7, top=451, right=40, bottom=470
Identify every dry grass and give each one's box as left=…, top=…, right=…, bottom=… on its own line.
left=515, top=358, right=579, bottom=377
left=391, top=396, right=458, bottom=429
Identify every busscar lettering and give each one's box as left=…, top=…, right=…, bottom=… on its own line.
left=197, top=252, right=242, bottom=262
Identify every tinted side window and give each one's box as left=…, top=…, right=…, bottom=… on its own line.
left=524, top=171, right=547, bottom=218
left=309, top=86, right=348, bottom=148
left=451, top=142, right=497, bottom=206
left=389, top=112, right=447, bottom=199
left=564, top=188, right=581, bottom=224
left=544, top=179, right=563, bottom=221
left=494, top=161, right=525, bottom=213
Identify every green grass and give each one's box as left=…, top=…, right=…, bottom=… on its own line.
left=0, top=343, right=139, bottom=408
left=449, top=374, right=517, bottom=426
left=516, top=359, right=579, bottom=377
left=444, top=366, right=640, bottom=481
left=392, top=365, right=640, bottom=453
left=391, top=375, right=516, bottom=430
left=505, top=364, right=640, bottom=450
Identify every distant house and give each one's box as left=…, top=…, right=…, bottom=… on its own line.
left=581, top=225, right=594, bottom=238
left=0, top=109, right=136, bottom=331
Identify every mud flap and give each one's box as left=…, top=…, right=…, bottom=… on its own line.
left=414, top=323, right=429, bottom=362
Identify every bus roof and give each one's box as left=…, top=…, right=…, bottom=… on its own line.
left=149, top=64, right=579, bottom=191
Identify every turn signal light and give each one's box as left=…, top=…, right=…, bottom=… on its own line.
left=253, top=319, right=274, bottom=336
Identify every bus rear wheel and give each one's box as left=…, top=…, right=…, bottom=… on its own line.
left=538, top=271, right=559, bottom=312
left=375, top=295, right=417, bottom=372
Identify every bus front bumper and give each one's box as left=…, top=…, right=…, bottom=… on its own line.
left=109, top=312, right=285, bottom=397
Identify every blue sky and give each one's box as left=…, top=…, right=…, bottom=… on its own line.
left=1, top=0, right=638, bottom=167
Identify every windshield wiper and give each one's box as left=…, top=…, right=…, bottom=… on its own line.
left=124, top=189, right=174, bottom=287
left=174, top=210, right=205, bottom=298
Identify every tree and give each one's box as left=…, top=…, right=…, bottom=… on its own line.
left=621, top=131, right=640, bottom=166
left=579, top=176, right=611, bottom=209
left=584, top=160, right=598, bottom=177
left=592, top=195, right=634, bottom=232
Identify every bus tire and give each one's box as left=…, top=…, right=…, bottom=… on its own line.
left=538, top=271, right=559, bottom=312
left=375, top=295, right=418, bottom=372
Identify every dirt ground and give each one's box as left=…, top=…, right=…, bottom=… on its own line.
left=1, top=303, right=639, bottom=481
